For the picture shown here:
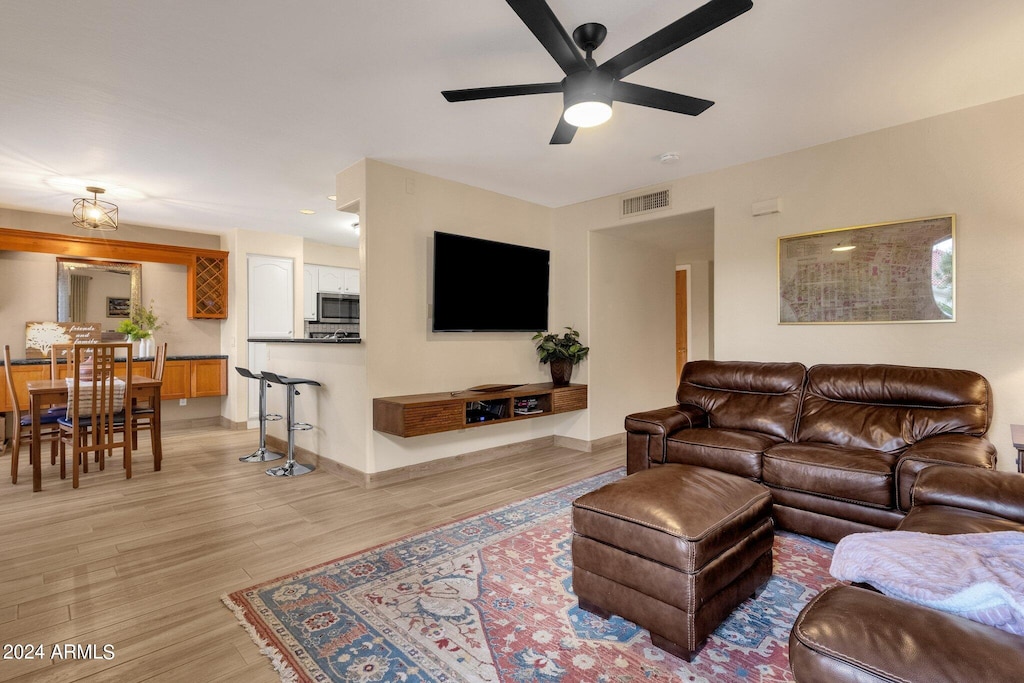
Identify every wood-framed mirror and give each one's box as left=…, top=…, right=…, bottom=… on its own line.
left=57, top=257, right=141, bottom=324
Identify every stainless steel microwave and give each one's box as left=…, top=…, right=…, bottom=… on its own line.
left=317, top=292, right=359, bottom=323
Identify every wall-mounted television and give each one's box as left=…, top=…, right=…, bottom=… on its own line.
left=432, top=231, right=549, bottom=332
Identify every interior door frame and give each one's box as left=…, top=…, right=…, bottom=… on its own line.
left=675, top=264, right=692, bottom=378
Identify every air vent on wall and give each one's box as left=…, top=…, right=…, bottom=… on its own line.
left=621, top=188, right=671, bottom=217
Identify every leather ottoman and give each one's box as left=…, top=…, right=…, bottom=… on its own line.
left=571, top=464, right=774, bottom=661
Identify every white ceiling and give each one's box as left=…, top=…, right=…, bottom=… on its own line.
left=2, top=1, right=1024, bottom=249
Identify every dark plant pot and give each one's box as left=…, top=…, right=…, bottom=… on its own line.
left=549, top=359, right=573, bottom=386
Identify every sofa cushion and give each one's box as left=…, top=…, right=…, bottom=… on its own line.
left=901, top=505, right=1024, bottom=535
left=676, top=360, right=806, bottom=441
left=764, top=442, right=897, bottom=508
left=666, top=428, right=782, bottom=479
left=797, top=364, right=991, bottom=452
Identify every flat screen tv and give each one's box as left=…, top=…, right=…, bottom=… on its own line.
left=432, top=231, right=549, bottom=332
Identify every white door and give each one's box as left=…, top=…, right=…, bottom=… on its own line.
left=248, top=255, right=294, bottom=338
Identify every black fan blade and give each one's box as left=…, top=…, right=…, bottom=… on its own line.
left=506, top=0, right=588, bottom=76
left=550, top=117, right=578, bottom=144
left=599, top=0, right=753, bottom=80
left=613, top=81, right=713, bottom=116
left=442, top=82, right=563, bottom=102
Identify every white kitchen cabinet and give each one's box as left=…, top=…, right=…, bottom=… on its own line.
left=303, top=264, right=318, bottom=320
left=317, top=266, right=344, bottom=293
left=248, top=255, right=294, bottom=338
left=316, top=265, right=359, bottom=295
left=343, top=268, right=360, bottom=294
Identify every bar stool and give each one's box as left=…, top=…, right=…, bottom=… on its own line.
left=260, top=371, right=320, bottom=477
left=234, top=367, right=284, bottom=462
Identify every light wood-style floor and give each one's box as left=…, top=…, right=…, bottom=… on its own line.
left=0, top=425, right=624, bottom=682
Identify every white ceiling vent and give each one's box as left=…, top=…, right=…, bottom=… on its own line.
left=620, top=188, right=671, bottom=218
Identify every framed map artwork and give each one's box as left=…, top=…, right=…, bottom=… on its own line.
left=778, top=215, right=954, bottom=324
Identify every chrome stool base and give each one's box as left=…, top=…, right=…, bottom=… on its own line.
left=266, top=461, right=315, bottom=477
left=236, top=366, right=284, bottom=464
left=260, top=371, right=320, bottom=479
left=240, top=447, right=284, bottom=463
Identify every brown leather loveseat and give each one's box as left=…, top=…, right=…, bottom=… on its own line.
left=789, top=465, right=1024, bottom=682
left=625, top=360, right=996, bottom=541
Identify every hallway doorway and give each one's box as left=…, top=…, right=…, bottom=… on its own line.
left=676, top=266, right=689, bottom=380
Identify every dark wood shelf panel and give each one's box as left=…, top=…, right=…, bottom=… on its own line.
left=373, top=382, right=587, bottom=437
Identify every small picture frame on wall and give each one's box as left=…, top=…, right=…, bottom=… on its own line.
left=107, top=296, right=131, bottom=318
left=778, top=215, right=955, bottom=324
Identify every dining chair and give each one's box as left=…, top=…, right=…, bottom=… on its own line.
left=47, top=342, right=76, bottom=421
left=50, top=343, right=76, bottom=379
left=131, top=342, right=166, bottom=451
left=4, top=345, right=61, bottom=485
left=57, top=343, right=133, bottom=488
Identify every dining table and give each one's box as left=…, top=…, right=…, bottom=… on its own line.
left=26, top=376, right=163, bottom=491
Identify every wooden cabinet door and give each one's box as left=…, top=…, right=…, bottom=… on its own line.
left=8, top=365, right=51, bottom=411
left=188, top=254, right=229, bottom=319
left=161, top=360, right=190, bottom=400
left=191, top=359, right=227, bottom=398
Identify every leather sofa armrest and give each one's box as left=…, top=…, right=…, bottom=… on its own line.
left=895, top=434, right=996, bottom=511
left=790, top=584, right=1024, bottom=683
left=624, top=405, right=707, bottom=474
left=912, top=465, right=1024, bottom=524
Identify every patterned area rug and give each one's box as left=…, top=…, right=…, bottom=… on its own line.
left=223, top=469, right=837, bottom=682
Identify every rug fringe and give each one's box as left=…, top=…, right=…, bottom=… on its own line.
left=221, top=593, right=300, bottom=683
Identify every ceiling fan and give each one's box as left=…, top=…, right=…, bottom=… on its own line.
left=442, top=0, right=753, bottom=144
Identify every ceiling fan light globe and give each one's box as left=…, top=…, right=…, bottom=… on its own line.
left=563, top=101, right=612, bottom=128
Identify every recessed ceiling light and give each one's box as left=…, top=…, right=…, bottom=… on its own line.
left=327, top=195, right=337, bottom=201
left=299, top=209, right=316, bottom=215
left=658, top=152, right=680, bottom=164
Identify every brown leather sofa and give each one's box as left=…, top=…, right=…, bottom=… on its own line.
left=626, top=360, right=996, bottom=541
left=789, top=466, right=1024, bottom=682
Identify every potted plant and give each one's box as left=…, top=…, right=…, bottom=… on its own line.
left=532, top=326, right=589, bottom=386
left=117, top=300, right=162, bottom=356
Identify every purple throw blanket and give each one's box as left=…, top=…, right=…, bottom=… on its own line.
left=830, top=530, right=1024, bottom=636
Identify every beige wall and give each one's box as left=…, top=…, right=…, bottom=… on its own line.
left=303, top=240, right=359, bottom=269
left=0, top=208, right=223, bottom=355
left=555, top=94, right=1024, bottom=470
left=589, top=232, right=677, bottom=438
left=361, top=160, right=578, bottom=473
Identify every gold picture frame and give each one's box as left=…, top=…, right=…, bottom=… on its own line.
left=778, top=215, right=955, bottom=324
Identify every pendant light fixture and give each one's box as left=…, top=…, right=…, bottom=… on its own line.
left=72, top=186, right=118, bottom=231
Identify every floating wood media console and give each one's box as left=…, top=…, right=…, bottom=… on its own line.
left=373, top=383, right=587, bottom=437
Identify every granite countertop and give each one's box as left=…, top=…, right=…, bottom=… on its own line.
left=247, top=337, right=362, bottom=344
left=6, top=353, right=228, bottom=366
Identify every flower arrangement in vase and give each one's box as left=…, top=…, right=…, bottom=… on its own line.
left=116, top=300, right=162, bottom=357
